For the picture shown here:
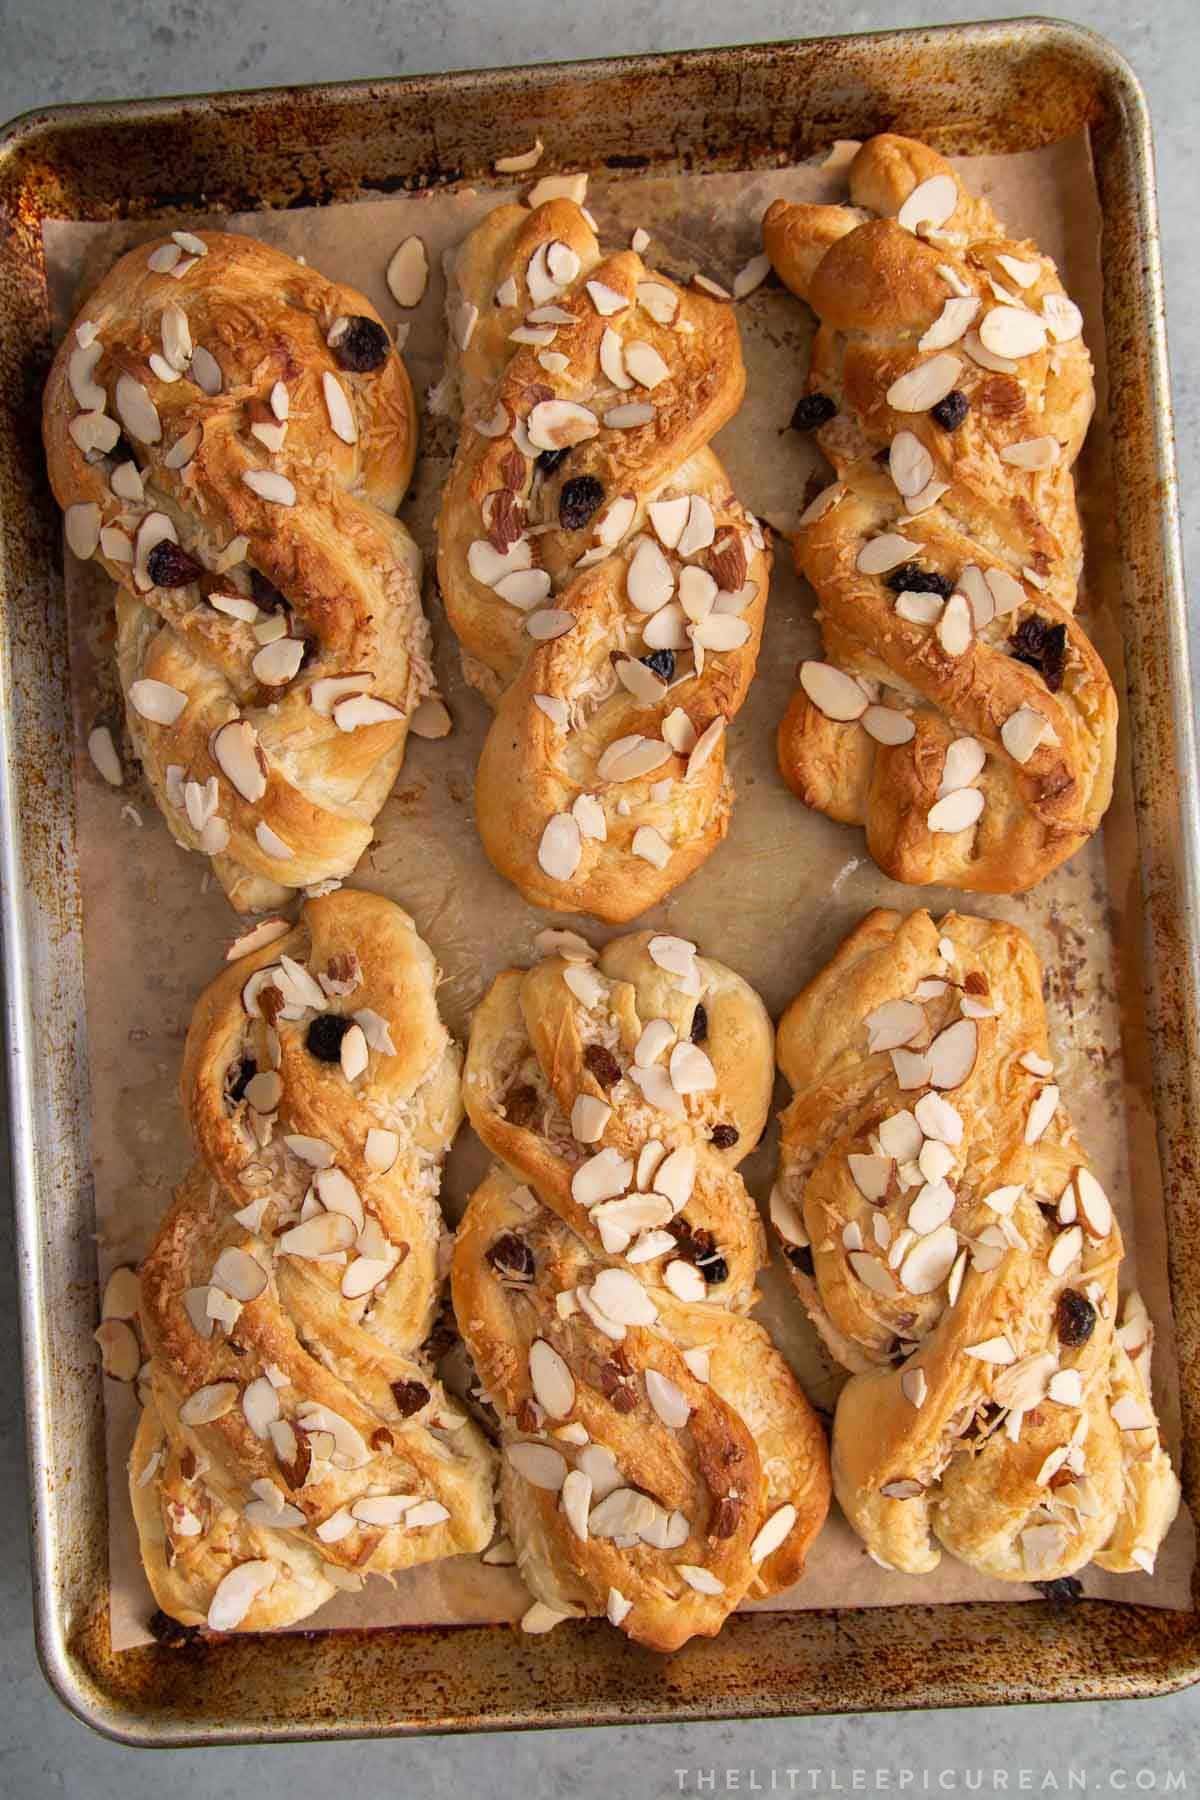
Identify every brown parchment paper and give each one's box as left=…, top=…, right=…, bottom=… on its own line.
left=43, top=133, right=1195, bottom=1650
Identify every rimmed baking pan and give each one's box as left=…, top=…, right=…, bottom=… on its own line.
left=1, top=17, right=1197, bottom=1743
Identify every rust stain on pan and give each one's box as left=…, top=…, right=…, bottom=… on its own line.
left=2, top=18, right=1198, bottom=1744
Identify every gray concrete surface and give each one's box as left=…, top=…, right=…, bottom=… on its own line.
left=0, top=0, right=1196, bottom=1791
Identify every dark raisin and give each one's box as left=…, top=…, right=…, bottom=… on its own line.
left=1032, top=1577, right=1084, bottom=1603
left=227, top=1057, right=256, bottom=1103
left=1009, top=614, right=1068, bottom=693
left=884, top=564, right=955, bottom=599
left=486, top=1233, right=535, bottom=1281
left=711, top=1124, right=739, bottom=1149
left=641, top=649, right=675, bottom=682
left=1055, top=1287, right=1096, bottom=1348
left=930, top=389, right=969, bottom=431
left=108, top=432, right=138, bottom=467
left=250, top=568, right=288, bottom=611
left=559, top=474, right=605, bottom=531
left=698, top=1253, right=728, bottom=1286
left=536, top=446, right=570, bottom=476
left=501, top=1083, right=539, bottom=1128
left=147, top=1609, right=204, bottom=1649
left=390, top=1378, right=430, bottom=1417
left=333, top=315, right=390, bottom=373
left=689, top=1004, right=708, bottom=1044
left=584, top=1043, right=622, bottom=1089
left=146, top=540, right=204, bottom=588
left=789, top=392, right=837, bottom=431
left=306, top=1012, right=353, bottom=1062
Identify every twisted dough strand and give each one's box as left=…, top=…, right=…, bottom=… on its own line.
left=452, top=928, right=830, bottom=1651
left=132, top=890, right=494, bottom=1633
left=763, top=134, right=1117, bottom=893
left=44, top=232, right=431, bottom=912
left=770, top=907, right=1178, bottom=1583
left=437, top=201, right=770, bottom=922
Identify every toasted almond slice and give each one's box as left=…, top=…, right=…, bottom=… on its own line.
left=528, top=1339, right=575, bottom=1420
left=527, top=398, right=598, bottom=451
left=1001, top=706, right=1049, bottom=763
left=207, top=1561, right=275, bottom=1632
left=94, top=1318, right=140, bottom=1380
left=936, top=592, right=973, bottom=657
left=1025, top=1084, right=1060, bottom=1145
left=927, top=787, right=985, bottom=834
left=889, top=430, right=935, bottom=497
left=979, top=305, right=1047, bottom=359
left=1075, top=1167, right=1112, bottom=1237
left=848, top=1250, right=896, bottom=1296
left=386, top=235, right=428, bottom=307
left=862, top=704, right=915, bottom=745
left=129, top=678, right=188, bottom=726
left=897, top=173, right=958, bottom=232
left=663, top=1258, right=706, bottom=1301
left=928, top=1018, right=978, bottom=1090
left=918, top=295, right=979, bottom=352
left=322, top=371, right=358, bottom=444
left=964, top=1335, right=1016, bottom=1365
left=1042, top=293, right=1084, bottom=343
left=857, top=532, right=920, bottom=574
left=626, top=537, right=675, bottom=613
left=799, top=662, right=869, bottom=721
left=865, top=998, right=926, bottom=1054
left=1001, top=436, right=1060, bottom=471
left=886, top=353, right=962, bottom=412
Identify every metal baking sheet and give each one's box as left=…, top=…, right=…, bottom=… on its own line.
left=1, top=19, right=1198, bottom=1742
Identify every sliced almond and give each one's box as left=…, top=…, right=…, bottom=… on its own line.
left=848, top=1251, right=896, bottom=1296
left=527, top=398, right=598, bottom=451
left=1001, top=706, right=1049, bottom=764
left=322, top=371, right=358, bottom=444
left=528, top=1339, right=576, bottom=1420
left=918, top=296, right=980, bottom=352
left=862, top=705, right=915, bottom=745
left=927, top=787, right=985, bottom=834
left=979, top=306, right=1047, bottom=359
left=897, top=173, right=958, bottom=233
left=889, top=431, right=934, bottom=497
left=886, top=353, right=962, bottom=413
left=799, top=662, right=868, bottom=722
left=936, top=592, right=973, bottom=657
left=179, top=1379, right=240, bottom=1425
left=386, top=236, right=428, bottom=307
left=856, top=532, right=920, bottom=575
left=213, top=718, right=268, bottom=801
left=898, top=1223, right=959, bottom=1294
left=129, top=678, right=187, bottom=726
left=928, top=1019, right=978, bottom=1090
left=115, top=373, right=161, bottom=443
left=1025, top=1084, right=1060, bottom=1145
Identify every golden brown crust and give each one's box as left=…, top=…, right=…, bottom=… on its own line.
left=44, top=231, right=430, bottom=912
left=770, top=906, right=1179, bottom=1583
left=763, top=134, right=1116, bottom=894
left=436, top=202, right=771, bottom=923
left=452, top=929, right=830, bottom=1651
left=132, top=889, right=495, bottom=1633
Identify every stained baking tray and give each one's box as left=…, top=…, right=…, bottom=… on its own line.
left=1, top=16, right=1197, bottom=1745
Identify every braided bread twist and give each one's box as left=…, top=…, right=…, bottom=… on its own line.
left=770, top=906, right=1179, bottom=1584
left=451, top=928, right=830, bottom=1650
left=130, top=890, right=494, bottom=1633
left=44, top=231, right=431, bottom=913
left=763, top=134, right=1117, bottom=893
left=436, top=200, right=771, bottom=923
